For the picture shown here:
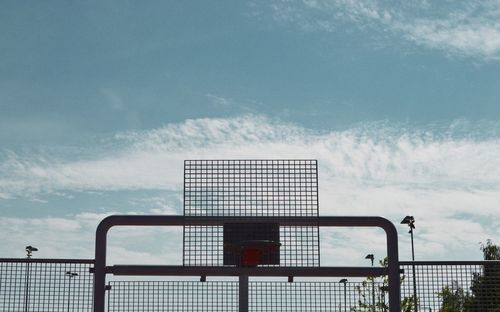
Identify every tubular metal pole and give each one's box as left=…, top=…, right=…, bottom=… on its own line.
left=24, top=261, right=30, bottom=312
left=371, top=258, right=375, bottom=311
left=239, top=275, right=249, bottom=312
left=411, top=229, right=417, bottom=312
left=67, top=278, right=71, bottom=312
left=93, top=215, right=400, bottom=312
left=343, top=283, right=347, bottom=312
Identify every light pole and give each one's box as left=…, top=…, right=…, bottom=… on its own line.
left=365, top=254, right=375, bottom=311
left=380, top=285, right=389, bottom=312
left=339, top=278, right=348, bottom=312
left=24, top=246, right=38, bottom=312
left=401, top=216, right=417, bottom=312
left=65, top=271, right=78, bottom=312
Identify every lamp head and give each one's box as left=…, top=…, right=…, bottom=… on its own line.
left=365, top=254, right=374, bottom=260
left=65, top=271, right=78, bottom=278
left=25, top=245, right=38, bottom=252
left=401, top=216, right=415, bottom=230
left=25, top=245, right=38, bottom=258
left=339, top=278, right=348, bottom=284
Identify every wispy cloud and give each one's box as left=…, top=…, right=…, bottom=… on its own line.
left=205, top=93, right=264, bottom=114
left=1, top=115, right=500, bottom=261
left=267, top=0, right=500, bottom=60
left=0, top=211, right=183, bottom=263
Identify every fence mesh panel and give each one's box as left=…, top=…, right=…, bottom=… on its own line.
left=106, top=262, right=500, bottom=312
left=0, top=259, right=94, bottom=312
left=108, top=281, right=239, bottom=312
left=2, top=259, right=500, bottom=311
left=108, top=280, right=383, bottom=312
left=183, top=159, right=320, bottom=267
left=249, top=281, right=385, bottom=312
left=400, top=261, right=500, bottom=312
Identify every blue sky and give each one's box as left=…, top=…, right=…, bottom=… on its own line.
left=1, top=1, right=500, bottom=265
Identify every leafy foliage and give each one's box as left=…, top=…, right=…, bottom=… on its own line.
left=439, top=240, right=500, bottom=312
left=351, top=257, right=416, bottom=312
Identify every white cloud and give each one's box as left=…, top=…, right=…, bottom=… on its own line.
left=0, top=214, right=98, bottom=258
left=206, top=93, right=235, bottom=108
left=0, top=210, right=183, bottom=263
left=267, top=0, right=500, bottom=59
left=1, top=115, right=500, bottom=261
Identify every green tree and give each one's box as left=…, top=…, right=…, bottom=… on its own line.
left=468, top=240, right=500, bottom=312
left=438, top=281, right=473, bottom=312
left=439, top=240, right=500, bottom=312
left=351, top=257, right=416, bottom=312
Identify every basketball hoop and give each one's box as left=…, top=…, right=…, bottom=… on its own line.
left=223, top=222, right=281, bottom=266
left=239, top=240, right=281, bottom=267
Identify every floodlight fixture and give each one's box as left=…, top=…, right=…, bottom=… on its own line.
left=401, top=216, right=415, bottom=231
left=365, top=254, right=374, bottom=265
left=25, top=245, right=38, bottom=258
left=65, top=271, right=78, bottom=278
left=401, top=216, right=416, bottom=260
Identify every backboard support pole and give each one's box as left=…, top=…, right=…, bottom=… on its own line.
left=239, top=275, right=249, bottom=312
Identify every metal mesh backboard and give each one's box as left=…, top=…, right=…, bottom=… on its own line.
left=183, top=159, right=320, bottom=267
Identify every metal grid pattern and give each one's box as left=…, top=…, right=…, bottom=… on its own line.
left=3, top=259, right=500, bottom=311
left=183, top=159, right=320, bottom=267
left=0, top=258, right=94, bottom=312
left=108, top=281, right=239, bottom=312
left=400, top=261, right=500, bottom=312
left=108, top=281, right=384, bottom=312
left=249, top=281, right=385, bottom=312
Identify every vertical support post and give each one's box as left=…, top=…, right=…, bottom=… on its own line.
left=239, top=275, right=249, bottom=312
left=105, top=284, right=112, bottom=312
left=94, top=219, right=110, bottom=312
left=24, top=261, right=30, bottom=312
left=385, top=223, right=400, bottom=312
left=67, top=278, right=71, bottom=312
left=343, top=283, right=347, bottom=312
left=372, top=278, right=375, bottom=311
left=410, top=229, right=417, bottom=312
